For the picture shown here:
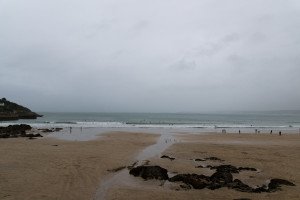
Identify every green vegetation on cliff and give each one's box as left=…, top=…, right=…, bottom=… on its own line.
left=0, top=98, right=42, bottom=121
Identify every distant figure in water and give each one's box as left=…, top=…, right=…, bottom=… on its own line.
left=279, top=131, right=281, bottom=136
left=239, top=130, right=241, bottom=134
left=270, top=130, right=272, bottom=134
left=70, top=127, right=72, bottom=133
left=255, top=129, right=258, bottom=134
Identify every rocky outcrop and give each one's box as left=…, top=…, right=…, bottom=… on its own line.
left=195, top=157, right=224, bottom=162
left=129, top=156, right=295, bottom=193
left=0, top=98, right=42, bottom=121
left=0, top=124, right=42, bottom=138
left=161, top=155, right=175, bottom=161
left=268, top=179, right=295, bottom=192
left=169, top=172, right=295, bottom=193
left=196, top=164, right=257, bottom=173
left=129, top=166, right=169, bottom=180
left=38, top=128, right=63, bottom=133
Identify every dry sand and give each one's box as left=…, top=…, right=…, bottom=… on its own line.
left=0, top=131, right=158, bottom=200
left=1, top=131, right=300, bottom=200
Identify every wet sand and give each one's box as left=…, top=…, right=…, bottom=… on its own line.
left=1, top=132, right=300, bottom=200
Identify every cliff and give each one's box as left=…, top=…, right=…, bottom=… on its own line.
left=0, top=98, right=42, bottom=121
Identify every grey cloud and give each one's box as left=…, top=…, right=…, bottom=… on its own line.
left=1, top=0, right=300, bottom=112
left=170, top=59, right=197, bottom=71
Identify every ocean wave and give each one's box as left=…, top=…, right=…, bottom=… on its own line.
left=1, top=121, right=299, bottom=129
left=55, top=121, right=77, bottom=124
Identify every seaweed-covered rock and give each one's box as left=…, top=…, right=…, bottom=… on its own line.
left=129, top=166, right=169, bottom=180
left=169, top=172, right=295, bottom=193
left=211, top=165, right=239, bottom=173
left=238, top=167, right=257, bottom=172
left=38, top=128, right=63, bottom=133
left=205, top=157, right=224, bottom=161
left=161, top=155, right=175, bottom=161
left=209, top=171, right=233, bottom=189
left=195, top=157, right=224, bottom=162
left=0, top=124, right=34, bottom=138
left=195, top=165, right=213, bottom=168
left=169, top=174, right=210, bottom=189
left=196, top=164, right=257, bottom=174
left=195, top=158, right=206, bottom=161
left=25, top=133, right=43, bottom=138
left=228, top=179, right=255, bottom=193
left=129, top=163, right=295, bottom=193
left=268, top=179, right=296, bottom=192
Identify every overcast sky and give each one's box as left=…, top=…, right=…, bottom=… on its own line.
left=1, top=0, right=300, bottom=112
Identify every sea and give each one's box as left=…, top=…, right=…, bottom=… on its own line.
left=1, top=112, right=300, bottom=136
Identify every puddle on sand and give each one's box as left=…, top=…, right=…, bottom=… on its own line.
left=93, top=133, right=177, bottom=200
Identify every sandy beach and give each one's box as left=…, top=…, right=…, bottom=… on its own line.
left=1, top=131, right=299, bottom=200
left=0, top=131, right=158, bottom=200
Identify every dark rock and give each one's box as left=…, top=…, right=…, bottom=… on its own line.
left=161, top=155, right=175, bottom=161
left=228, top=179, right=255, bottom=193
left=169, top=174, right=210, bottom=189
left=204, top=157, right=224, bottom=161
left=268, top=179, right=296, bottom=192
left=210, top=171, right=233, bottom=186
left=129, top=166, right=169, bottom=180
left=144, top=168, right=295, bottom=193
left=194, top=157, right=224, bottom=162
left=195, top=158, right=206, bottom=161
left=238, top=167, right=257, bottom=172
left=252, top=185, right=268, bottom=193
left=170, top=172, right=271, bottom=192
left=168, top=171, right=295, bottom=193
left=0, top=124, right=43, bottom=139
left=195, top=165, right=213, bottom=168
left=211, top=165, right=240, bottom=173
left=25, top=133, right=43, bottom=138
left=180, top=183, right=192, bottom=190
left=38, top=128, right=63, bottom=133
left=196, top=164, right=257, bottom=174
left=0, top=124, right=33, bottom=138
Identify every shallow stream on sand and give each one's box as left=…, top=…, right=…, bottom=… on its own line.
left=93, top=132, right=178, bottom=200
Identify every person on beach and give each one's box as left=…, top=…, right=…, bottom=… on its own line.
left=239, top=130, right=241, bottom=134
left=279, top=131, right=281, bottom=136
left=270, top=130, right=272, bottom=134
